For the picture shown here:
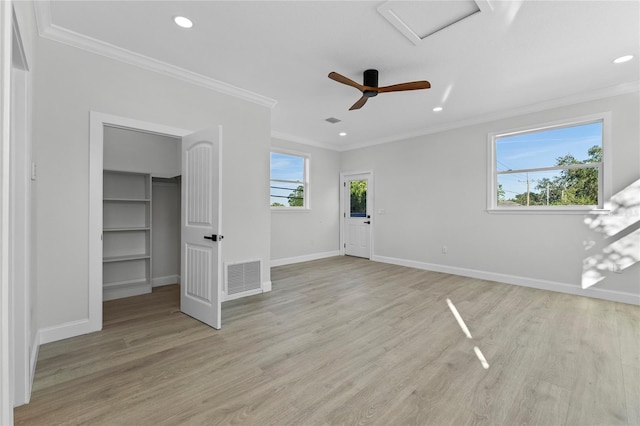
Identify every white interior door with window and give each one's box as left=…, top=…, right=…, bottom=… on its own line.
left=181, top=127, right=223, bottom=329
left=343, top=172, right=372, bottom=259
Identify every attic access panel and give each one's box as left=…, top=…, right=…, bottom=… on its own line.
left=378, top=0, right=491, bottom=45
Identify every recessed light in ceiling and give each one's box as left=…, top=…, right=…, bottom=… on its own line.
left=174, top=16, right=193, bottom=29
left=613, top=55, right=633, bottom=64
left=433, top=106, right=443, bottom=112
left=339, top=132, right=347, bottom=136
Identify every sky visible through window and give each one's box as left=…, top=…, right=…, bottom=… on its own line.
left=271, top=153, right=303, bottom=181
left=270, top=152, right=304, bottom=205
left=496, top=121, right=602, bottom=199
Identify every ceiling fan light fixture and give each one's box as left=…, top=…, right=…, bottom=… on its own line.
left=613, top=55, right=633, bottom=64
left=174, top=16, right=193, bottom=29
left=328, top=70, right=431, bottom=111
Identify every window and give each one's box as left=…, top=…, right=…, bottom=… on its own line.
left=270, top=150, right=309, bottom=209
left=349, top=180, right=367, bottom=217
left=488, top=113, right=609, bottom=212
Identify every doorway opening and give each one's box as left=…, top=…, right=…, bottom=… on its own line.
left=89, top=113, right=224, bottom=333
left=102, top=126, right=181, bottom=302
left=340, top=172, right=374, bottom=259
left=89, top=113, right=190, bottom=333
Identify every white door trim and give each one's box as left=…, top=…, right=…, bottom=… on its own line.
left=10, top=9, right=31, bottom=405
left=340, top=171, right=374, bottom=259
left=87, top=112, right=191, bottom=339
left=0, top=1, right=13, bottom=421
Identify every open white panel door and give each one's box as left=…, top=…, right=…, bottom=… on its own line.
left=181, top=127, right=222, bottom=329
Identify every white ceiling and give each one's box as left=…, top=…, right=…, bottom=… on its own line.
left=39, top=1, right=639, bottom=150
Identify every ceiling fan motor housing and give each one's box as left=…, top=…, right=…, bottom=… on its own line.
left=327, top=68, right=429, bottom=110
left=363, top=69, right=379, bottom=97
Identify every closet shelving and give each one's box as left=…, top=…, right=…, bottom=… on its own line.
left=103, top=170, right=152, bottom=300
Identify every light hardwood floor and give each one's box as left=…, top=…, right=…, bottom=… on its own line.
left=15, top=257, right=640, bottom=425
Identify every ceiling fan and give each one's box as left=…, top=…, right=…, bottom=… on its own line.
left=328, top=69, right=431, bottom=110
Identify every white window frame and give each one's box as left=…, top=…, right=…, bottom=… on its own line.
left=487, top=112, right=611, bottom=214
left=270, top=148, right=310, bottom=211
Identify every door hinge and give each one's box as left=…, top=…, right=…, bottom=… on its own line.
left=343, top=212, right=346, bottom=218
left=343, top=182, right=346, bottom=187
left=344, top=243, right=346, bottom=248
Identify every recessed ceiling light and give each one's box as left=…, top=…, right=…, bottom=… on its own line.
left=613, top=55, right=633, bottom=64
left=174, top=16, right=193, bottom=29
left=433, top=106, right=443, bottom=112
left=339, top=132, right=347, bottom=136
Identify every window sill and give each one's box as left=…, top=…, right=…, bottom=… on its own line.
left=487, top=207, right=610, bottom=215
left=271, top=207, right=311, bottom=213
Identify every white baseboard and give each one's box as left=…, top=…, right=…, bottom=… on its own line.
left=39, top=318, right=99, bottom=345
left=263, top=280, right=272, bottom=292
left=104, top=285, right=151, bottom=301
left=270, top=250, right=340, bottom=267
left=152, top=274, right=180, bottom=287
left=373, top=255, right=640, bottom=306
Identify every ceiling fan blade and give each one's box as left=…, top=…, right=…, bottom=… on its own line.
left=377, top=81, right=431, bottom=93
left=349, top=96, right=368, bottom=110
left=329, top=72, right=366, bottom=91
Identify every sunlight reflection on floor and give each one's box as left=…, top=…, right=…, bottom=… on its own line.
left=446, top=298, right=490, bottom=370
left=446, top=298, right=472, bottom=339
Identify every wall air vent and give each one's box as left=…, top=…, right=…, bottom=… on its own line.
left=225, top=260, right=262, bottom=299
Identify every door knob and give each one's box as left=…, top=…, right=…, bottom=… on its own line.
left=364, top=221, right=371, bottom=224
left=204, top=234, right=224, bottom=241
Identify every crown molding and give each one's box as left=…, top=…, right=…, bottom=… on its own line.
left=274, top=81, right=639, bottom=153
left=339, top=81, right=640, bottom=151
left=33, top=1, right=277, bottom=109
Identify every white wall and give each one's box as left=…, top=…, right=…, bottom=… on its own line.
left=104, top=126, right=180, bottom=178
left=270, top=138, right=341, bottom=265
left=152, top=179, right=180, bottom=286
left=341, top=92, right=640, bottom=303
left=33, top=37, right=271, bottom=334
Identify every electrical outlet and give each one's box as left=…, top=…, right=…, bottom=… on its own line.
left=442, top=246, right=448, bottom=254
left=612, top=263, right=622, bottom=274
